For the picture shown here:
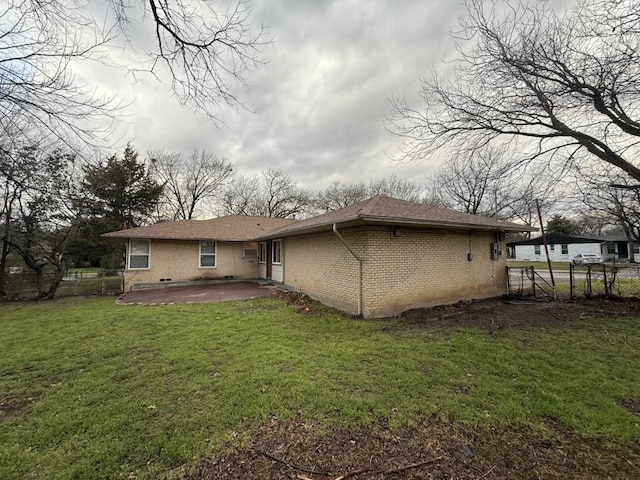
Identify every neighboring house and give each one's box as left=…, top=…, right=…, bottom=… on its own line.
left=105, top=196, right=534, bottom=318
left=507, top=235, right=605, bottom=262
left=597, top=233, right=640, bottom=262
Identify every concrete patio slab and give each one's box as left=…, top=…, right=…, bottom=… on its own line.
left=116, top=281, right=275, bottom=305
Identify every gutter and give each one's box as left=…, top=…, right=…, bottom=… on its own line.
left=332, top=223, right=363, bottom=316
left=359, top=216, right=536, bottom=232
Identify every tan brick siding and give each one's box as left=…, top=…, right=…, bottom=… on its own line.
left=281, top=226, right=507, bottom=318
left=282, top=228, right=364, bottom=315
left=361, top=226, right=506, bottom=317
left=124, top=239, right=259, bottom=290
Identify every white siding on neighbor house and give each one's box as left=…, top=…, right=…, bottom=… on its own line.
left=514, top=243, right=603, bottom=262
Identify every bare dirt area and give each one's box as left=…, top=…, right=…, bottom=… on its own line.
left=0, top=395, right=32, bottom=422
left=186, top=294, right=640, bottom=480
left=187, top=416, right=640, bottom=480
left=397, top=296, right=640, bottom=330
left=274, top=288, right=640, bottom=330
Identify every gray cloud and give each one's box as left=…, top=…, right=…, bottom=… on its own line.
left=101, top=1, right=470, bottom=189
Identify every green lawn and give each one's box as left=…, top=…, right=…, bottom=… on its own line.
left=1, top=297, right=639, bottom=479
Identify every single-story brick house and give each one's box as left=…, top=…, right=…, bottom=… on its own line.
left=105, top=196, right=534, bottom=318
left=507, top=235, right=606, bottom=262
left=597, top=233, right=640, bottom=261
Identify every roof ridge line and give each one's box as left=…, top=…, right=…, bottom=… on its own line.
left=358, top=195, right=384, bottom=216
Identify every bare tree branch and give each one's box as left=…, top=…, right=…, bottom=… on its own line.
left=149, top=149, right=233, bottom=220
left=221, top=169, right=311, bottom=218
left=387, top=0, right=640, bottom=182
left=1, top=0, right=269, bottom=149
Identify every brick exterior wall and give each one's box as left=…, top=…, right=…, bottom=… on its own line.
left=281, top=225, right=507, bottom=318
left=282, top=228, right=364, bottom=314
left=123, top=239, right=259, bottom=291
left=123, top=226, right=508, bottom=316
left=360, top=226, right=506, bottom=317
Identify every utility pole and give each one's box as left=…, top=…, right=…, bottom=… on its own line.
left=536, top=199, right=555, bottom=288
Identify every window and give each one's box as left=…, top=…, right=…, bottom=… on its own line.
left=200, top=241, right=216, bottom=268
left=561, top=244, right=568, bottom=255
left=549, top=244, right=555, bottom=251
left=129, top=239, right=150, bottom=269
left=634, top=244, right=640, bottom=255
left=244, top=242, right=258, bottom=257
left=272, top=239, right=282, bottom=264
left=534, top=245, right=541, bottom=255
left=607, top=243, right=617, bottom=255
left=258, top=242, right=267, bottom=263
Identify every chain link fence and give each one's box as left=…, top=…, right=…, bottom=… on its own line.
left=506, top=266, right=556, bottom=299
left=570, top=264, right=640, bottom=299
left=2, top=270, right=123, bottom=299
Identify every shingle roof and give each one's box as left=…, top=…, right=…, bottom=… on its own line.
left=260, top=195, right=535, bottom=238
left=102, top=215, right=296, bottom=241
left=507, top=235, right=604, bottom=246
left=103, top=196, right=535, bottom=241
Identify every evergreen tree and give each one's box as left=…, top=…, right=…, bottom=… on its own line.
left=82, top=145, right=163, bottom=268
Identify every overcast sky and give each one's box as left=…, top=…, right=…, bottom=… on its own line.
left=87, top=0, right=566, bottom=191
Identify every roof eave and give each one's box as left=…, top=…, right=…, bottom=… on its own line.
left=360, top=216, right=536, bottom=232
left=257, top=216, right=536, bottom=239
left=102, top=232, right=256, bottom=242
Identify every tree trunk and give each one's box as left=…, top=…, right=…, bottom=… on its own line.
left=33, top=266, right=46, bottom=300
left=44, top=265, right=66, bottom=299
left=0, top=239, right=9, bottom=296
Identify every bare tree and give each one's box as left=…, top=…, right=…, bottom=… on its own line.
left=575, top=166, right=640, bottom=260
left=425, top=147, right=515, bottom=217
left=368, top=175, right=424, bottom=203
left=0, top=1, right=116, bottom=149
left=315, top=181, right=368, bottom=211
left=573, top=213, right=615, bottom=237
left=221, top=169, right=310, bottom=218
left=140, top=0, right=268, bottom=121
left=425, top=146, right=563, bottom=229
left=1, top=148, right=85, bottom=298
left=506, top=174, right=561, bottom=234
left=315, top=175, right=425, bottom=212
left=387, top=0, right=640, bottom=182
left=1, top=0, right=268, bottom=148
left=220, top=175, right=261, bottom=216
left=150, top=150, right=233, bottom=220
left=0, top=147, right=40, bottom=295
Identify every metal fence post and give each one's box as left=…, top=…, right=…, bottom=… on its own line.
left=569, top=263, right=574, bottom=300
left=506, top=266, right=511, bottom=295
left=531, top=266, right=536, bottom=297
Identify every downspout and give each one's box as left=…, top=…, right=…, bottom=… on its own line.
left=332, top=223, right=363, bottom=316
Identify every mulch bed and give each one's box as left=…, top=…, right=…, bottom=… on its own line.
left=187, top=416, right=640, bottom=479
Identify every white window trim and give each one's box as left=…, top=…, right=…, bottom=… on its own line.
left=199, top=240, right=217, bottom=268
left=258, top=242, right=267, bottom=264
left=272, top=239, right=282, bottom=265
left=128, top=239, right=150, bottom=270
